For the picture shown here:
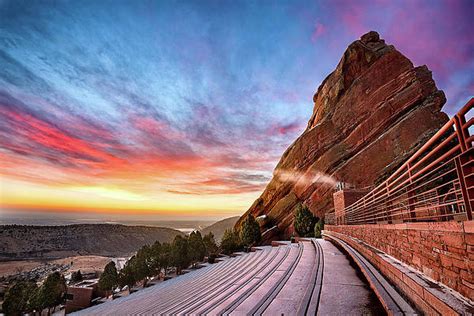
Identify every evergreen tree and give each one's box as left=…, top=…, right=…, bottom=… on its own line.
left=118, top=257, right=137, bottom=289
left=171, top=235, right=190, bottom=274
left=28, top=286, right=43, bottom=314
left=158, top=242, right=172, bottom=276
left=239, top=214, right=261, bottom=247
left=2, top=281, right=37, bottom=316
left=220, top=229, right=241, bottom=255
left=188, top=231, right=206, bottom=267
left=98, top=261, right=119, bottom=295
left=150, top=241, right=162, bottom=276
left=314, top=218, right=325, bottom=238
left=38, top=272, right=66, bottom=315
left=203, top=232, right=218, bottom=256
left=134, top=246, right=152, bottom=287
left=294, top=204, right=318, bottom=237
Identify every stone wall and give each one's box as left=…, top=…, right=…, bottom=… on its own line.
left=325, top=221, right=474, bottom=300
left=333, top=189, right=368, bottom=224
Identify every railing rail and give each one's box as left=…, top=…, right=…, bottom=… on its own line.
left=344, top=98, right=474, bottom=225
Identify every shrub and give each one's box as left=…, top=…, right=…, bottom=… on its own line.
left=208, top=254, right=217, bottom=264
left=314, top=218, right=325, bottom=238
left=294, top=204, right=318, bottom=237
left=239, top=214, right=261, bottom=247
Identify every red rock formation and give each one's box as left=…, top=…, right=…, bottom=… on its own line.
left=237, top=31, right=448, bottom=241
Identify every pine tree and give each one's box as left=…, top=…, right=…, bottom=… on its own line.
left=134, top=246, right=152, bottom=287
left=172, top=235, right=190, bottom=274
left=150, top=241, right=162, bottom=276
left=118, top=258, right=136, bottom=289
left=203, top=232, right=218, bottom=256
left=294, top=204, right=318, bottom=237
left=99, top=261, right=119, bottom=295
left=39, top=272, right=66, bottom=315
left=220, top=229, right=241, bottom=255
left=239, top=214, right=261, bottom=247
left=159, top=242, right=172, bottom=276
left=2, top=281, right=37, bottom=316
left=188, top=231, right=206, bottom=267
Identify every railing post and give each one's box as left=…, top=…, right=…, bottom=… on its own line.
left=454, top=109, right=473, bottom=220
left=406, top=163, right=417, bottom=221
left=454, top=115, right=467, bottom=153
left=455, top=154, right=473, bottom=220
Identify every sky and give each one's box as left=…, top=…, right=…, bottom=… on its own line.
left=1, top=0, right=473, bottom=221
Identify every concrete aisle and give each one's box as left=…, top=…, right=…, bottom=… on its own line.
left=317, top=239, right=385, bottom=316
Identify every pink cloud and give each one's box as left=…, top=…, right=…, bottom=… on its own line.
left=311, top=22, right=326, bottom=42
left=267, top=122, right=302, bottom=136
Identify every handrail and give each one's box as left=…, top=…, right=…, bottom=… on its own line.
left=342, top=98, right=473, bottom=225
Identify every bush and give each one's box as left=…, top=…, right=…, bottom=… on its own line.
left=314, top=218, right=324, bottom=238
left=239, top=214, right=261, bottom=247
left=220, top=229, right=241, bottom=255
left=208, top=254, right=217, bottom=264
left=294, top=204, right=318, bottom=237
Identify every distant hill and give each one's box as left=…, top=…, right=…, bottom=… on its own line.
left=0, top=224, right=183, bottom=260
left=200, top=216, right=239, bottom=242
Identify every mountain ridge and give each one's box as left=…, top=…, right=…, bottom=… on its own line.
left=0, top=223, right=183, bottom=260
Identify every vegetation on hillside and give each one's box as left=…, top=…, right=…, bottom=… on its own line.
left=2, top=226, right=245, bottom=315
left=2, top=271, right=66, bottom=316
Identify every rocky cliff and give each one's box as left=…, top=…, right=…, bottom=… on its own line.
left=237, top=31, right=449, bottom=240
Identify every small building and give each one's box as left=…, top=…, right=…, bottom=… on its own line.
left=65, top=279, right=106, bottom=313
left=65, top=286, right=93, bottom=313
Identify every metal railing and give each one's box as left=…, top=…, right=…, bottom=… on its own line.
left=325, top=211, right=335, bottom=225
left=344, top=98, right=473, bottom=225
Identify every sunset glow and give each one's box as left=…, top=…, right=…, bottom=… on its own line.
left=1, top=0, right=473, bottom=219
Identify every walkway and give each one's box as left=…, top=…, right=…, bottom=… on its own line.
left=73, top=240, right=386, bottom=315
left=317, top=240, right=384, bottom=315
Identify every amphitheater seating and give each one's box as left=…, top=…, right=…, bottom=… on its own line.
left=73, top=240, right=321, bottom=315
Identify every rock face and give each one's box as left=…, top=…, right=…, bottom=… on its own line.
left=236, top=31, right=448, bottom=241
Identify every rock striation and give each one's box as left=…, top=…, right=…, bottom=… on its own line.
left=237, top=31, right=448, bottom=241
